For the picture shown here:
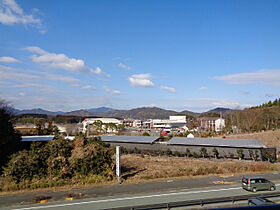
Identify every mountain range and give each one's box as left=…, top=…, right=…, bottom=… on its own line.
left=13, top=106, right=233, bottom=119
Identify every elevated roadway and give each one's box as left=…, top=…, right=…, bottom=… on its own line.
left=1, top=172, right=280, bottom=210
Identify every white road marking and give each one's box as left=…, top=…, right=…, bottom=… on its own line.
left=13, top=187, right=241, bottom=210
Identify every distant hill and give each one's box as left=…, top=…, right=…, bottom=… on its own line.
left=86, top=107, right=114, bottom=113
left=14, top=108, right=65, bottom=116
left=65, top=109, right=93, bottom=116
left=179, top=110, right=198, bottom=117
left=13, top=107, right=114, bottom=117
left=207, top=107, right=232, bottom=113
left=200, top=107, right=234, bottom=117
left=12, top=106, right=232, bottom=119
left=97, top=107, right=178, bottom=119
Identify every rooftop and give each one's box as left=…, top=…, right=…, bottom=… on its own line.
left=99, top=135, right=159, bottom=144
left=168, top=137, right=266, bottom=148
left=21, top=135, right=55, bottom=142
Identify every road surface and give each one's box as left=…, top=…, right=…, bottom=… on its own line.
left=1, top=172, right=280, bottom=210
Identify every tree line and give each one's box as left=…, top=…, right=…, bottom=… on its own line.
left=250, top=98, right=280, bottom=109
left=0, top=100, right=116, bottom=191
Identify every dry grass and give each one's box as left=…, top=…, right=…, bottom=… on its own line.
left=224, top=129, right=280, bottom=149
left=1, top=154, right=278, bottom=193
left=121, top=154, right=279, bottom=182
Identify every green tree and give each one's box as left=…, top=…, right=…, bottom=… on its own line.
left=200, top=147, right=208, bottom=158
left=262, top=150, right=274, bottom=162
left=0, top=100, right=21, bottom=173
left=165, top=148, right=172, bottom=156
left=254, top=150, right=259, bottom=161
left=237, top=149, right=244, bottom=160
left=212, top=148, right=219, bottom=159
left=4, top=136, right=114, bottom=184
left=3, top=142, right=48, bottom=182
left=249, top=149, right=254, bottom=160
left=185, top=148, right=191, bottom=157
left=93, top=120, right=103, bottom=133
left=142, top=132, right=150, bottom=136
left=46, top=138, right=74, bottom=179
left=34, top=119, right=46, bottom=135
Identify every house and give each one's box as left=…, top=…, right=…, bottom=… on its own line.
left=198, top=117, right=225, bottom=132
left=133, top=120, right=142, bottom=128
left=122, top=119, right=134, bottom=127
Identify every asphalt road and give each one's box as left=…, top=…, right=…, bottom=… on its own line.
left=1, top=171, right=280, bottom=210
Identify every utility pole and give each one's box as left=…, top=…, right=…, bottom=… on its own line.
left=87, top=121, right=90, bottom=138
left=116, top=146, right=121, bottom=183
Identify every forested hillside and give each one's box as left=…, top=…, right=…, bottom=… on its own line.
left=250, top=98, right=280, bottom=109
left=225, top=99, right=280, bottom=133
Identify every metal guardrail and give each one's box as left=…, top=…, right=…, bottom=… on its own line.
left=103, top=192, right=280, bottom=210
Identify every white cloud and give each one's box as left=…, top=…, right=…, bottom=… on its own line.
left=43, top=72, right=80, bottom=83
left=24, top=46, right=110, bottom=77
left=103, top=86, right=120, bottom=95
left=213, top=69, right=280, bottom=87
left=0, top=56, right=20, bottom=63
left=199, top=86, right=208, bottom=90
left=5, top=94, right=113, bottom=112
left=160, top=86, right=176, bottom=93
left=71, top=84, right=81, bottom=87
left=112, top=57, right=121, bottom=60
left=118, top=63, right=131, bottom=70
left=0, top=0, right=42, bottom=29
left=128, top=74, right=154, bottom=87
left=158, top=97, right=252, bottom=112
left=0, top=65, right=39, bottom=82
left=81, top=85, right=96, bottom=90
left=185, top=98, right=251, bottom=110
left=131, top=74, right=151, bottom=79
left=0, top=65, right=80, bottom=86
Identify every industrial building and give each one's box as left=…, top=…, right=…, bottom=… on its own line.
left=100, top=135, right=273, bottom=161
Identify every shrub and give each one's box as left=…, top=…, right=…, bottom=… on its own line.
left=237, top=149, right=244, bottom=160
left=121, top=147, right=128, bottom=155
left=0, top=101, right=21, bottom=174
left=254, top=151, right=259, bottom=161
left=262, top=150, right=275, bottom=162
left=192, top=152, right=200, bottom=158
left=142, top=132, right=150, bottom=136
left=212, top=148, right=219, bottom=159
left=174, top=151, right=181, bottom=157
left=185, top=148, right=191, bottom=157
left=70, top=143, right=114, bottom=178
left=4, top=136, right=114, bottom=184
left=134, top=147, right=141, bottom=154
left=4, top=150, right=39, bottom=183
left=200, top=147, right=208, bottom=158
left=165, top=149, right=172, bottom=156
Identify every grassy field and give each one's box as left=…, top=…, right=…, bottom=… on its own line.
left=224, top=129, right=280, bottom=149
left=120, top=154, right=279, bottom=183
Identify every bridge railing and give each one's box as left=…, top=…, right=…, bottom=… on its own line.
left=103, top=192, right=280, bottom=210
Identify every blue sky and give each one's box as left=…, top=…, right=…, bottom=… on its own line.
left=1, top=0, right=280, bottom=112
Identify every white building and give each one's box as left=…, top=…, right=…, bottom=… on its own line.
left=151, top=116, right=188, bottom=130
left=169, top=115, right=187, bottom=123
left=82, top=118, right=122, bottom=133
left=151, top=119, right=170, bottom=129
left=133, top=120, right=142, bottom=128
left=198, top=117, right=225, bottom=132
